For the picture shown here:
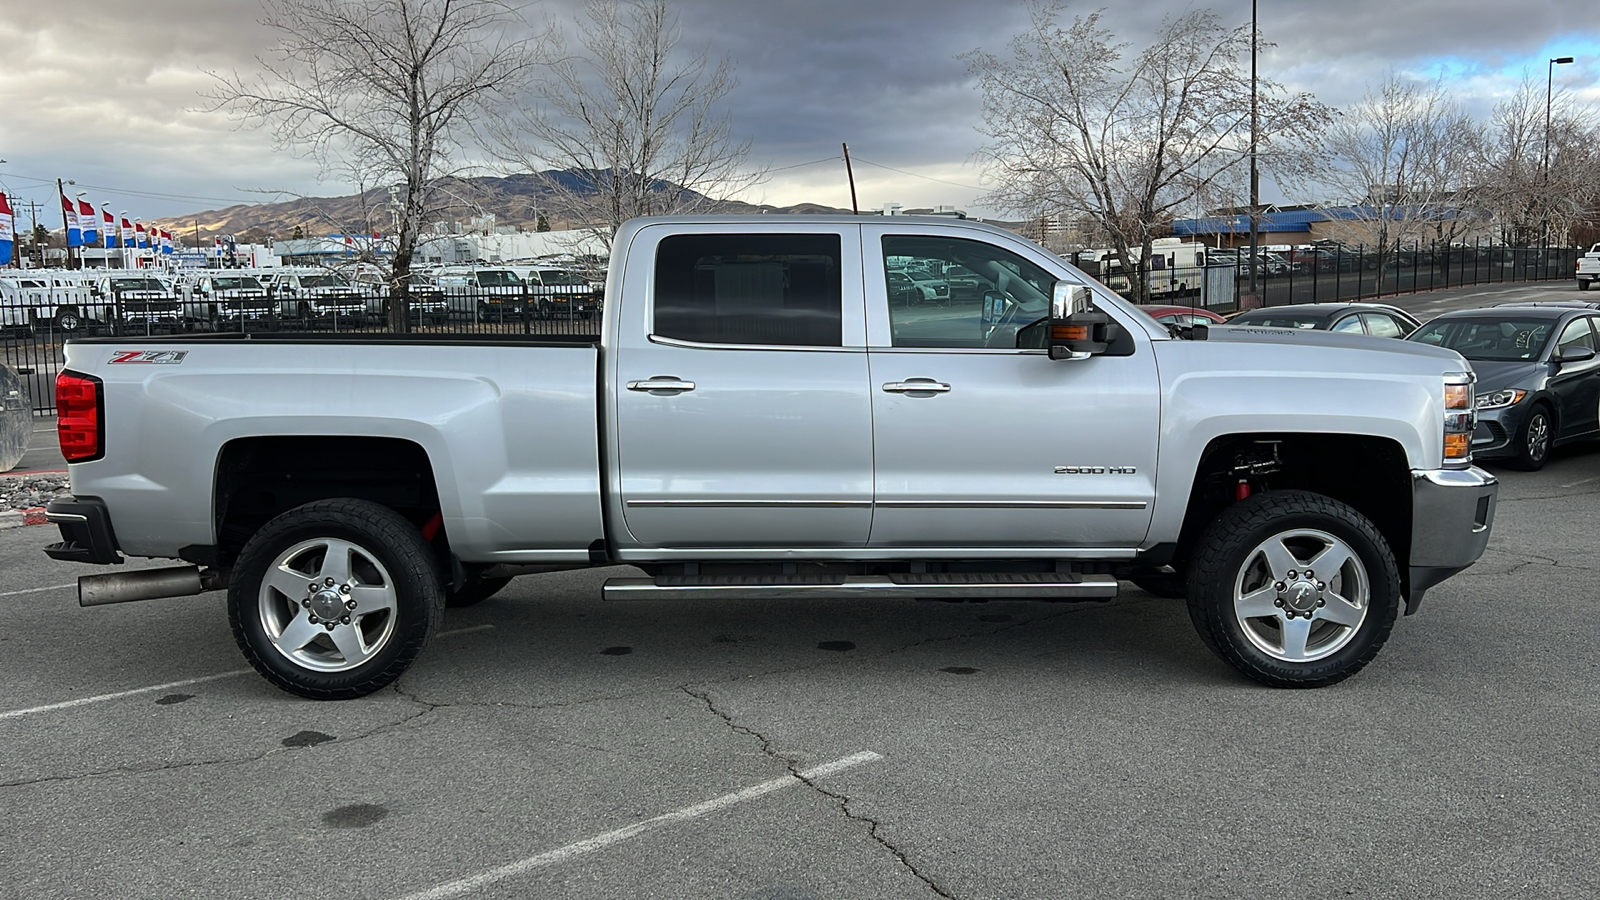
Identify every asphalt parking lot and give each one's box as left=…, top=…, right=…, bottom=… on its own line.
left=3, top=281, right=1598, bottom=899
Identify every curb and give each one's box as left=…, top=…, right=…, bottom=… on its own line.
left=0, top=507, right=49, bottom=529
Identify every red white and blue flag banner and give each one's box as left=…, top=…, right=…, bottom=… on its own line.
left=135, top=222, right=149, bottom=249
left=78, top=198, right=99, bottom=245
left=103, top=207, right=119, bottom=248
left=61, top=193, right=83, bottom=248
left=120, top=216, right=134, bottom=248
left=160, top=230, right=173, bottom=254
left=0, top=192, right=14, bottom=266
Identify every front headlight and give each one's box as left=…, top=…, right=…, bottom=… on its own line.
left=1476, top=389, right=1527, bottom=410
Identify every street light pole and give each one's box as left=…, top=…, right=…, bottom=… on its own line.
left=1542, top=56, right=1574, bottom=248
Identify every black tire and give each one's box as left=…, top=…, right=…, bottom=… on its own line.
left=446, top=569, right=513, bottom=608
left=1578, top=280, right=1590, bottom=292
left=1187, top=490, right=1401, bottom=688
left=227, top=498, right=444, bottom=700
left=1511, top=403, right=1553, bottom=471
left=54, top=309, right=82, bottom=332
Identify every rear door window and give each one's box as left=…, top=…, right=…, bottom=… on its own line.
left=1361, top=313, right=1404, bottom=338
left=653, top=233, right=843, bottom=347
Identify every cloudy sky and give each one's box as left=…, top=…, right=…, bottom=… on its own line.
left=0, top=0, right=1596, bottom=228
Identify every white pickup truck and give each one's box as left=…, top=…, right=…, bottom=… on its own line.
left=43, top=216, right=1498, bottom=699
left=1577, top=242, right=1600, bottom=291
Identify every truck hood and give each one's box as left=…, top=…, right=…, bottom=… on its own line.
left=1207, top=324, right=1464, bottom=365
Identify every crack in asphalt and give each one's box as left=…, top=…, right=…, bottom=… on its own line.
left=682, top=686, right=957, bottom=900
left=0, top=702, right=434, bottom=791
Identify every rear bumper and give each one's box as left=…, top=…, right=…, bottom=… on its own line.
left=42, top=496, right=124, bottom=565
left=1407, top=467, right=1497, bottom=612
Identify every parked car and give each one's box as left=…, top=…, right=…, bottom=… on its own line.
left=1577, top=242, right=1600, bottom=291
left=1408, top=306, right=1600, bottom=470
left=1137, top=305, right=1229, bottom=327
left=182, top=273, right=273, bottom=329
left=1226, top=302, right=1422, bottom=338
left=267, top=272, right=365, bottom=327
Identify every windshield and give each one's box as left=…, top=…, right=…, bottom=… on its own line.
left=476, top=270, right=522, bottom=287
left=300, top=275, right=351, bottom=288
left=535, top=269, right=588, bottom=286
left=111, top=278, right=167, bottom=291
left=1409, top=317, right=1555, bottom=361
left=213, top=277, right=264, bottom=291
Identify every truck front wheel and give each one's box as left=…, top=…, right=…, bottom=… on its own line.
left=227, top=499, right=444, bottom=699
left=1186, top=490, right=1400, bottom=688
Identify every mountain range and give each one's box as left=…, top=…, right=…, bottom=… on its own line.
left=151, top=171, right=954, bottom=242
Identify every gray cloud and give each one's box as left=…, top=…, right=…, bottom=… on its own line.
left=0, top=0, right=1595, bottom=223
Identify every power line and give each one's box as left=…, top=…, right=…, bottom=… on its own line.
left=849, top=156, right=986, bottom=192
left=0, top=170, right=276, bottom=206
left=764, top=155, right=844, bottom=174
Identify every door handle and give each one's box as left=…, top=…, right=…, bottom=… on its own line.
left=627, top=377, right=696, bottom=394
left=882, top=379, right=951, bottom=394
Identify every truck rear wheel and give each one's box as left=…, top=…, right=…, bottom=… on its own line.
left=227, top=498, right=443, bottom=699
left=1186, top=490, right=1400, bottom=688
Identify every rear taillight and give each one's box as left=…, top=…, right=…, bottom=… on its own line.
left=56, top=371, right=104, bottom=463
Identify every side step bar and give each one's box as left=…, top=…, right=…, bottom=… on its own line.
left=603, top=572, right=1119, bottom=602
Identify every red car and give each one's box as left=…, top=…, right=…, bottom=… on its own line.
left=1137, top=304, right=1229, bottom=326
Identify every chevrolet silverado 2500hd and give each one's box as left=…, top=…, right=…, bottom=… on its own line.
left=44, top=216, right=1498, bottom=698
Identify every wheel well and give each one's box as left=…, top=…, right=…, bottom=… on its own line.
left=1174, top=434, right=1412, bottom=580
left=214, top=436, right=442, bottom=564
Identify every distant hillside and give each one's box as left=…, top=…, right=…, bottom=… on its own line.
left=152, top=171, right=877, bottom=241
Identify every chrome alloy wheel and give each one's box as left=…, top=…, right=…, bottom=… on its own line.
left=1526, top=412, right=1550, bottom=464
left=1232, top=528, right=1370, bottom=663
left=257, top=538, right=399, bottom=672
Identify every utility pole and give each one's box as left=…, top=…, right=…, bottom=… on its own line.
left=1247, top=0, right=1259, bottom=302
left=17, top=200, right=45, bottom=267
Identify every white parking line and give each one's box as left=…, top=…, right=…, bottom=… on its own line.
left=0, top=625, right=494, bottom=720
left=0, top=584, right=76, bottom=598
left=395, top=751, right=885, bottom=900
left=0, top=670, right=253, bottom=720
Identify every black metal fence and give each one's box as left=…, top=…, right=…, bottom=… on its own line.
left=1112, top=240, right=1581, bottom=314
left=2, top=287, right=602, bottom=414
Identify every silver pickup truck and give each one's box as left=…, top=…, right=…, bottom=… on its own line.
left=43, top=216, right=1498, bottom=698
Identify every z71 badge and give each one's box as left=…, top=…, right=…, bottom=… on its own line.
left=109, top=350, right=189, bottom=365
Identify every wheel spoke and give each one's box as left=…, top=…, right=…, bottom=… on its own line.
left=265, top=564, right=313, bottom=602
left=1259, top=538, right=1301, bottom=579
left=316, top=540, right=355, bottom=585
left=1317, top=592, right=1365, bottom=628
left=276, top=611, right=322, bottom=654
left=1235, top=585, right=1282, bottom=620
left=1306, top=542, right=1353, bottom=580
left=349, top=584, right=395, bottom=616
left=1279, top=617, right=1313, bottom=661
left=329, top=623, right=372, bottom=665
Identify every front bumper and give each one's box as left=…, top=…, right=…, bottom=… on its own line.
left=1470, top=403, right=1528, bottom=459
left=1407, top=467, right=1497, bottom=612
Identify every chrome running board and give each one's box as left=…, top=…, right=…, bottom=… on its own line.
left=602, top=572, right=1119, bottom=601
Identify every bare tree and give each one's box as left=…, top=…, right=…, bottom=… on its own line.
left=1293, top=74, right=1485, bottom=290
left=1469, top=76, right=1600, bottom=247
left=964, top=3, right=1329, bottom=302
left=208, top=0, right=545, bottom=330
left=493, top=0, right=760, bottom=251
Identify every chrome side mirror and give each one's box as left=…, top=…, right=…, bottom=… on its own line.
left=1048, top=282, right=1116, bottom=360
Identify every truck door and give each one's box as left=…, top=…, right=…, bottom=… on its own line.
left=611, top=224, right=873, bottom=549
left=864, top=226, right=1159, bottom=550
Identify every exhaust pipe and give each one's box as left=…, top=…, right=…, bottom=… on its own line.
left=78, top=566, right=228, bottom=607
